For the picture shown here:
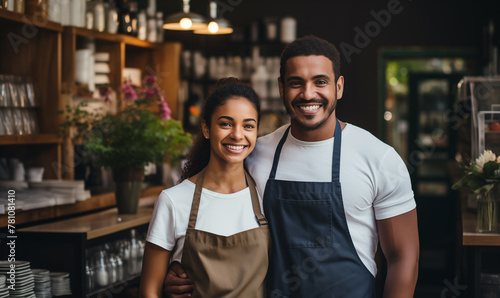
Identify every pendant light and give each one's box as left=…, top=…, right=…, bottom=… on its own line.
left=163, top=0, right=207, bottom=31
left=194, top=1, right=233, bottom=35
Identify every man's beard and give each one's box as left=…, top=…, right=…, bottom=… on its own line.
left=284, top=91, right=338, bottom=131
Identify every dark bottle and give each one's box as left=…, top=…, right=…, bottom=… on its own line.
left=129, top=0, right=138, bottom=37
left=117, top=0, right=132, bottom=35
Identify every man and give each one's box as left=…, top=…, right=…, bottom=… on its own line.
left=164, top=35, right=419, bottom=298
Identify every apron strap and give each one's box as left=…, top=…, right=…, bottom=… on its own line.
left=189, top=168, right=267, bottom=229
left=332, top=118, right=342, bottom=182
left=245, top=171, right=268, bottom=226
left=269, top=126, right=291, bottom=180
left=188, top=168, right=206, bottom=229
left=269, top=120, right=343, bottom=182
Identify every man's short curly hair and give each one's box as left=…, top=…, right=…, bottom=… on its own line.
left=280, top=35, right=341, bottom=83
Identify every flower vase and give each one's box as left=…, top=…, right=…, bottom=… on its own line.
left=477, top=188, right=499, bottom=233
left=113, top=167, right=144, bottom=214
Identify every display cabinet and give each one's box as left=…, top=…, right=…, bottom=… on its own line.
left=462, top=76, right=500, bottom=159
left=17, top=206, right=154, bottom=297
left=0, top=9, right=63, bottom=179
left=60, top=26, right=182, bottom=180
left=0, top=8, right=182, bottom=226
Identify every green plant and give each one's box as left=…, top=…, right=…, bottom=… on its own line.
left=452, top=149, right=500, bottom=194
left=59, top=78, right=192, bottom=169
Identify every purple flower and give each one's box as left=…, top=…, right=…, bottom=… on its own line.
left=120, top=79, right=138, bottom=102
left=158, top=100, right=171, bottom=120
left=146, top=75, right=156, bottom=86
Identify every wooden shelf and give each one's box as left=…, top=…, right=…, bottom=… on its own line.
left=0, top=9, right=63, bottom=32
left=0, top=185, right=163, bottom=227
left=19, top=207, right=153, bottom=240
left=462, top=207, right=500, bottom=246
left=0, top=134, right=62, bottom=145
left=68, top=26, right=159, bottom=49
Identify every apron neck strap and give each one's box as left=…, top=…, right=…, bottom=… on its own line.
left=332, top=118, right=342, bottom=182
left=269, top=126, right=291, bottom=180
left=189, top=168, right=206, bottom=229
left=188, top=168, right=267, bottom=229
left=245, top=170, right=268, bottom=226
left=268, top=118, right=342, bottom=182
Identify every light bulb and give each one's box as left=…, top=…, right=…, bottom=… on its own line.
left=180, top=18, right=193, bottom=29
left=208, top=21, right=219, bottom=33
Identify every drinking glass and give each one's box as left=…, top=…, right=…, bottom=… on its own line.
left=12, top=108, right=24, bottom=134
left=0, top=74, right=10, bottom=107
left=21, top=109, right=32, bottom=134
left=25, top=77, right=36, bottom=107
left=2, top=108, right=14, bottom=135
left=7, top=75, right=18, bottom=107
left=15, top=76, right=26, bottom=107
left=0, top=110, right=5, bottom=135
left=29, top=110, right=39, bottom=134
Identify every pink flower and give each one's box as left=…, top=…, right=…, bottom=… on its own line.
left=158, top=100, right=171, bottom=120
left=146, top=89, right=157, bottom=97
left=146, top=75, right=156, bottom=86
left=120, top=79, right=138, bottom=102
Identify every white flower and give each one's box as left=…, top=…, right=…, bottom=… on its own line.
left=475, top=150, right=497, bottom=173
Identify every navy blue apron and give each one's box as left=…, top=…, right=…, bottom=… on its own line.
left=263, top=119, right=375, bottom=298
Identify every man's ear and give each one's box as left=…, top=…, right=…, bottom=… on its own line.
left=336, top=76, right=344, bottom=100
left=201, top=120, right=209, bottom=139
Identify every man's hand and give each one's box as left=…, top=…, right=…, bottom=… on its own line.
left=163, top=261, right=194, bottom=298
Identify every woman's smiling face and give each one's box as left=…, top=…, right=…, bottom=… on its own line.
left=202, top=96, right=259, bottom=166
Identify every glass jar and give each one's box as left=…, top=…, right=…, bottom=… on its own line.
left=95, top=249, right=109, bottom=287
left=477, top=188, right=499, bottom=233
left=85, top=262, right=95, bottom=292
left=14, top=0, right=24, bottom=13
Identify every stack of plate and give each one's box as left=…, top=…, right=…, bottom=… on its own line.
left=0, top=260, right=35, bottom=298
left=32, top=269, right=52, bottom=298
left=49, top=272, right=71, bottom=296
left=0, top=275, right=9, bottom=297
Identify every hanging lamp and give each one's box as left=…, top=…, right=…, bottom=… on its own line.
left=163, top=0, right=207, bottom=31
left=194, top=1, right=233, bottom=35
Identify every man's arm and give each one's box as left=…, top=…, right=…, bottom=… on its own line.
left=163, top=261, right=194, bottom=298
left=377, top=208, right=419, bottom=298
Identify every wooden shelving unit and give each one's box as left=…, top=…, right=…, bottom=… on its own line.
left=0, top=9, right=63, bottom=32
left=17, top=206, right=155, bottom=297
left=0, top=134, right=61, bottom=145
left=0, top=10, right=181, bottom=220
left=0, top=9, right=182, bottom=297
left=0, top=9, right=63, bottom=179
left=0, top=185, right=163, bottom=228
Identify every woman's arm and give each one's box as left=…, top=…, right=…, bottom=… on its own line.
left=140, top=242, right=171, bottom=298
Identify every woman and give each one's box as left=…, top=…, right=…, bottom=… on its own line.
left=140, top=78, right=269, bottom=298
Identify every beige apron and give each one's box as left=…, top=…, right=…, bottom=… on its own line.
left=180, top=168, right=269, bottom=298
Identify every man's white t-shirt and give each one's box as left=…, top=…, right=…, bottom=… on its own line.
left=146, top=179, right=260, bottom=263
left=245, top=123, right=416, bottom=276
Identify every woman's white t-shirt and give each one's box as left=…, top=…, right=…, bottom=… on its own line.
left=146, top=179, right=260, bottom=262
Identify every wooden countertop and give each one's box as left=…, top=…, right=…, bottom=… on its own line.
left=462, top=207, right=500, bottom=246
left=19, top=207, right=154, bottom=240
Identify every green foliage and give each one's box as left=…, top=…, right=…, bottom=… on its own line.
left=59, top=100, right=192, bottom=169
left=452, top=160, right=500, bottom=195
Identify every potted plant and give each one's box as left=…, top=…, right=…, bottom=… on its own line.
left=60, top=76, right=192, bottom=214
left=452, top=149, right=500, bottom=232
